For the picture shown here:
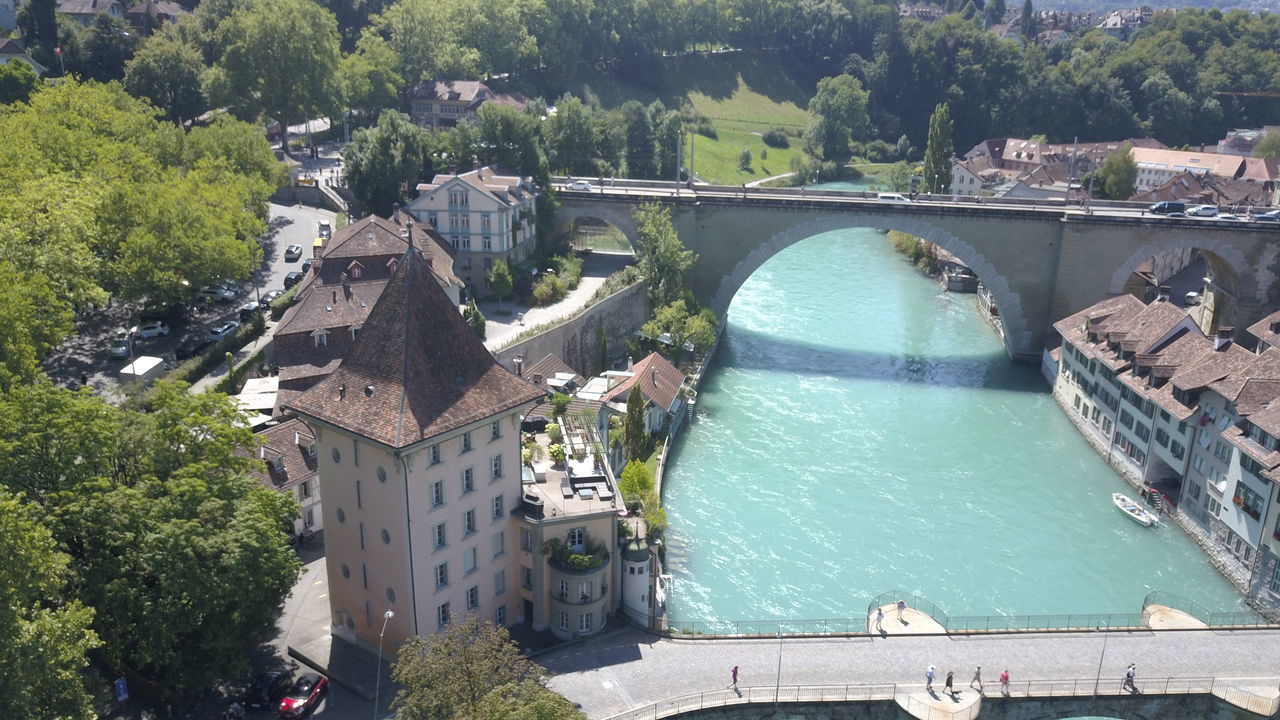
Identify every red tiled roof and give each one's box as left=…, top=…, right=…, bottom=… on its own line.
left=1247, top=309, right=1280, bottom=350
left=285, top=247, right=544, bottom=449
left=238, top=418, right=318, bottom=491
left=603, top=352, right=685, bottom=413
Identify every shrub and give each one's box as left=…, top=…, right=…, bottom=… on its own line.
left=548, top=444, right=566, bottom=464
left=693, top=116, right=717, bottom=139
left=738, top=147, right=752, bottom=170
left=531, top=274, right=567, bottom=306
left=546, top=422, right=563, bottom=443
left=550, top=393, right=572, bottom=417
left=762, top=128, right=790, bottom=148
left=865, top=139, right=896, bottom=162
left=554, top=253, right=583, bottom=290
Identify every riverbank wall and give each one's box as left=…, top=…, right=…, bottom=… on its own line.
left=493, top=282, right=649, bottom=376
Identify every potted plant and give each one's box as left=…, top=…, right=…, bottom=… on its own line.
left=546, top=422, right=563, bottom=444
left=548, top=444, right=567, bottom=466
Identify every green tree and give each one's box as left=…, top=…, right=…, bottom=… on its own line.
left=464, top=298, right=486, bottom=338
left=0, top=262, right=74, bottom=390
left=338, top=36, right=403, bottom=124
left=1094, top=143, right=1137, bottom=200
left=16, top=0, right=58, bottom=69
left=477, top=103, right=545, bottom=177
left=654, top=107, right=683, bottom=180
left=632, top=203, right=696, bottom=309
left=595, top=323, right=608, bottom=376
left=550, top=392, right=572, bottom=418
left=618, top=459, right=654, bottom=507
left=1253, top=133, right=1280, bottom=159
left=738, top=146, right=752, bottom=170
left=545, top=94, right=598, bottom=177
left=620, top=100, right=656, bottom=178
left=344, top=109, right=433, bottom=217
left=921, top=102, right=954, bottom=194
left=213, top=0, right=341, bottom=153
left=81, top=14, right=138, bottom=82
left=803, top=74, right=870, bottom=161
left=489, top=259, right=513, bottom=305
left=392, top=615, right=581, bottom=720
left=0, top=489, right=100, bottom=720
left=0, top=60, right=39, bottom=105
left=983, top=0, right=1006, bottom=26
left=1020, top=0, right=1037, bottom=41
left=885, top=160, right=914, bottom=192
left=624, top=384, right=646, bottom=462
left=124, top=33, right=208, bottom=125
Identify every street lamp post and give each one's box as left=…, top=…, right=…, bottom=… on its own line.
left=1092, top=623, right=1110, bottom=697
left=773, top=622, right=783, bottom=709
left=374, top=609, right=395, bottom=720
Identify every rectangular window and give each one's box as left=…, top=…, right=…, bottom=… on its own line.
left=492, top=530, right=505, bottom=558
left=461, top=432, right=472, bottom=454
left=464, top=547, right=477, bottom=574
left=569, top=527, right=585, bottom=547
left=300, top=481, right=311, bottom=499
left=1170, top=440, right=1185, bottom=460
left=521, top=566, right=533, bottom=589
left=1214, top=441, right=1232, bottom=462
left=1234, top=484, right=1265, bottom=520
left=462, top=468, right=474, bottom=494
left=579, top=581, right=591, bottom=601
left=490, top=421, right=501, bottom=441
left=1188, top=481, right=1202, bottom=500
left=482, top=237, right=492, bottom=251
left=464, top=509, right=476, bottom=535
left=467, top=585, right=479, bottom=610
left=558, top=579, right=569, bottom=599
left=520, top=528, right=532, bottom=551
left=493, top=495, right=505, bottom=519
left=432, top=480, right=444, bottom=507
left=434, top=522, right=447, bottom=549
left=435, top=562, right=449, bottom=588
left=1119, top=409, right=1134, bottom=429
left=495, top=604, right=506, bottom=625
left=305, top=508, right=314, bottom=527
left=1073, top=394, right=1081, bottom=410
left=494, top=569, right=506, bottom=595
left=438, top=602, right=451, bottom=628
left=1134, top=422, right=1151, bottom=443
left=491, top=454, right=503, bottom=480
left=1155, top=428, right=1170, bottom=448
left=559, top=611, right=569, bottom=630
left=429, top=444, right=441, bottom=465
left=579, top=613, right=592, bottom=632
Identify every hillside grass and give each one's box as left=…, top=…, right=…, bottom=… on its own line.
left=519, top=51, right=815, bottom=185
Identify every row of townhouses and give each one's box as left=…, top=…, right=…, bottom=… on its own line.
left=1048, top=290, right=1280, bottom=610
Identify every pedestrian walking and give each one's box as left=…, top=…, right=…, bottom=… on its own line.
left=926, top=665, right=935, bottom=692
left=874, top=607, right=884, bottom=632
left=970, top=666, right=982, bottom=692
left=944, top=671, right=956, bottom=699
left=1000, top=669, right=1009, bottom=695
left=896, top=599, right=906, bottom=621
left=1123, top=663, right=1138, bottom=694
left=731, top=665, right=738, bottom=688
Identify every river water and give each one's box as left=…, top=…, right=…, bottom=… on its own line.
left=661, top=184, right=1242, bottom=625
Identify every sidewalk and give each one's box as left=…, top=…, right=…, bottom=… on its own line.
left=187, top=318, right=278, bottom=395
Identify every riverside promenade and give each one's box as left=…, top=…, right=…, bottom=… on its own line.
left=540, top=626, right=1280, bottom=719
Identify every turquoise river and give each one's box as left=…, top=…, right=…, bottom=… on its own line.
left=661, top=186, right=1243, bottom=626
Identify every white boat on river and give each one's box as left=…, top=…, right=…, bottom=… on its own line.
left=1113, top=492, right=1159, bottom=527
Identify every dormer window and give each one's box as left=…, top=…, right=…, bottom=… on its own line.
left=347, top=261, right=364, bottom=280
left=271, top=454, right=286, bottom=472
left=312, top=328, right=329, bottom=347
left=350, top=323, right=363, bottom=341
left=305, top=442, right=317, bottom=458
left=387, top=257, right=399, bottom=274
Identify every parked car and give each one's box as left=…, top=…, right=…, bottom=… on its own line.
left=1255, top=211, right=1280, bottom=223
left=278, top=673, right=328, bottom=718
left=1187, top=205, right=1219, bottom=217
left=259, top=289, right=285, bottom=309
left=284, top=271, right=304, bottom=289
left=1166, top=212, right=1187, bottom=218
left=301, top=257, right=314, bottom=274
left=238, top=301, right=262, bottom=322
left=284, top=244, right=304, bottom=261
left=109, top=329, right=132, bottom=358
left=318, top=220, right=332, bottom=239
left=1147, top=201, right=1186, bottom=215
left=877, top=193, right=912, bottom=203
left=198, top=285, right=237, bottom=303
left=244, top=672, right=292, bottom=711
left=1217, top=213, right=1244, bottom=222
left=131, top=321, right=171, bottom=339
left=208, top=320, right=241, bottom=341
left=568, top=179, right=592, bottom=191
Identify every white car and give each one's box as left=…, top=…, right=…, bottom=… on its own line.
left=1187, top=205, right=1219, bottom=217
left=208, top=320, right=241, bottom=341
left=198, top=285, right=236, bottom=303
left=131, top=321, right=171, bottom=339
left=567, top=179, right=592, bottom=191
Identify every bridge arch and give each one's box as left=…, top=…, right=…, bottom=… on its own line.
left=709, top=213, right=1035, bottom=357
left=555, top=202, right=639, bottom=248
left=1108, top=235, right=1267, bottom=328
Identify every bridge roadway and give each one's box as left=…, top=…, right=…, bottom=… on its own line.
left=539, top=625, right=1280, bottom=719
left=554, top=179, right=1280, bottom=361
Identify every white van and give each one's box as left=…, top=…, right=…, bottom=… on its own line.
left=877, top=193, right=911, bottom=203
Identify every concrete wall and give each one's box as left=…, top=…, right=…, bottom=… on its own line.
left=557, top=194, right=1280, bottom=362
left=494, top=282, right=650, bottom=377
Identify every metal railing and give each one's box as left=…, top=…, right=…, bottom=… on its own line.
left=868, top=590, right=951, bottom=629
left=1142, top=590, right=1268, bottom=627
left=602, top=676, right=1280, bottom=720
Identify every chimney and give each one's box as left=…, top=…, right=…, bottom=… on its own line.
left=626, top=356, right=633, bottom=371
left=392, top=203, right=401, bottom=223
left=406, top=219, right=415, bottom=251
left=332, top=289, right=337, bottom=304
left=338, top=383, right=346, bottom=399
left=513, top=354, right=524, bottom=377
left=1271, top=320, right=1280, bottom=334
left=1215, top=327, right=1236, bottom=351
left=1155, top=285, right=1170, bottom=302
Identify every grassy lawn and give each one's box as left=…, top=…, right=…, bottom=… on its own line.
left=519, top=51, right=816, bottom=185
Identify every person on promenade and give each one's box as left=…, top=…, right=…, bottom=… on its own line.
left=926, top=665, right=935, bottom=692
left=875, top=607, right=884, bottom=633
left=944, top=671, right=956, bottom=700
left=970, top=666, right=982, bottom=693
left=731, top=665, right=739, bottom=688
left=1000, top=669, right=1010, bottom=696
left=1123, top=663, right=1138, bottom=694
left=897, top=599, right=906, bottom=622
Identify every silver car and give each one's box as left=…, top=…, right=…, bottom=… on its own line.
left=1187, top=205, right=1219, bottom=217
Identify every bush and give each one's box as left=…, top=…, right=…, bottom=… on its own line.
left=546, top=422, right=563, bottom=443
left=865, top=139, right=896, bottom=163
left=554, top=253, right=583, bottom=290
left=531, top=274, right=568, bottom=306
left=550, top=393, right=572, bottom=417
left=738, top=147, right=752, bottom=170
left=165, top=313, right=266, bottom=387
left=762, top=128, right=790, bottom=149
left=548, top=444, right=566, bottom=464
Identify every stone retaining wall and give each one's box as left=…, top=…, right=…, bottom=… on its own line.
left=493, top=282, right=650, bottom=377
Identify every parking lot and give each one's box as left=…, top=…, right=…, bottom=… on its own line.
left=43, top=202, right=337, bottom=399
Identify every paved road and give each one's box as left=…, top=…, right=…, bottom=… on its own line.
left=540, top=626, right=1280, bottom=719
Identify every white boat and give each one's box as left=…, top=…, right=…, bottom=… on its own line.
left=1113, top=493, right=1159, bottom=527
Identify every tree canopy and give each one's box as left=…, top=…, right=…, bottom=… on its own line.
left=345, top=109, right=433, bottom=216
left=632, top=203, right=696, bottom=310
left=922, top=102, right=954, bottom=193
left=1093, top=143, right=1138, bottom=200
left=124, top=32, right=208, bottom=125
left=804, top=74, right=871, bottom=161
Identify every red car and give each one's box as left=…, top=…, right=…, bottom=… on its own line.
left=277, top=673, right=327, bottom=718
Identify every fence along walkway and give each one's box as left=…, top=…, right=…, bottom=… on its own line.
left=603, top=676, right=1280, bottom=720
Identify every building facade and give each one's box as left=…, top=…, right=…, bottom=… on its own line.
left=408, top=80, right=527, bottom=132
left=406, top=166, right=539, bottom=293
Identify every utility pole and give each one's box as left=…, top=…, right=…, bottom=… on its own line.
left=1092, top=623, right=1110, bottom=697
left=689, top=130, right=695, bottom=183
left=676, top=128, right=682, bottom=197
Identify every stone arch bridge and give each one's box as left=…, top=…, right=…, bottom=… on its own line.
left=556, top=183, right=1280, bottom=361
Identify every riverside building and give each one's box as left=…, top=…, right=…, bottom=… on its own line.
left=1048, top=290, right=1280, bottom=613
